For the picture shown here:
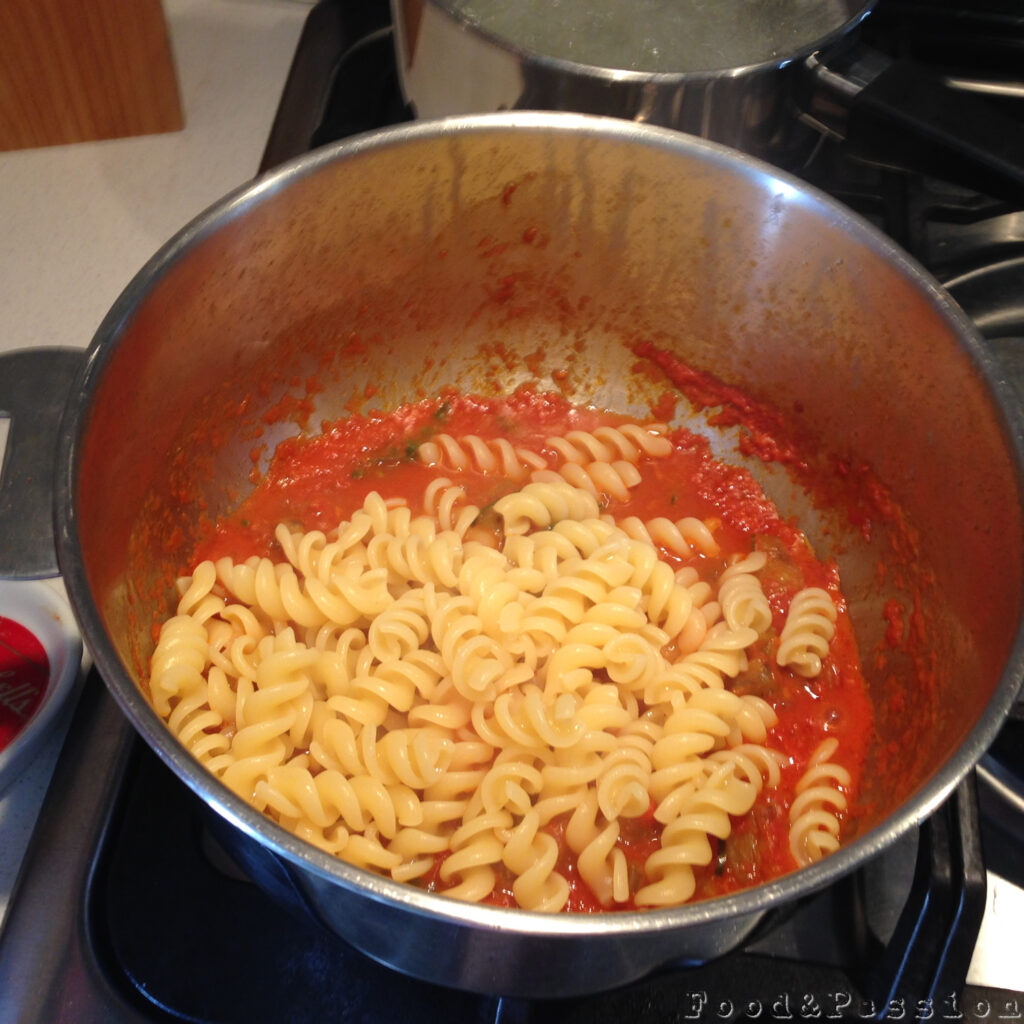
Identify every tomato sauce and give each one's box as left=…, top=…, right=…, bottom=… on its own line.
left=186, top=385, right=874, bottom=911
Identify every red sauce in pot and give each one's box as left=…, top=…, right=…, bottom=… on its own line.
left=189, top=386, right=873, bottom=911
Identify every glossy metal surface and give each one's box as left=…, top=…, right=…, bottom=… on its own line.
left=0, top=349, right=82, bottom=578
left=55, top=114, right=1024, bottom=997
left=391, top=0, right=874, bottom=165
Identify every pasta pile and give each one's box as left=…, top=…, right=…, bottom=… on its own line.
left=149, top=418, right=850, bottom=911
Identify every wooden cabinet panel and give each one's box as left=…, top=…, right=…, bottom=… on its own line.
left=0, top=0, right=184, bottom=152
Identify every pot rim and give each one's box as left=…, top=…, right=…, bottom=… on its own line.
left=55, top=110, right=1024, bottom=941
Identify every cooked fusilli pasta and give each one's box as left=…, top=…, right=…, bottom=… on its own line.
left=777, top=586, right=837, bottom=679
left=788, top=737, right=850, bottom=866
left=149, top=407, right=859, bottom=913
left=417, top=433, right=547, bottom=479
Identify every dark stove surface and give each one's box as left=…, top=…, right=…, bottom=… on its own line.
left=259, top=0, right=409, bottom=175
left=3, top=0, right=1024, bottom=1020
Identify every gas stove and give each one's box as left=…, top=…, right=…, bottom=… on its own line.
left=1, top=1, right=1022, bottom=1020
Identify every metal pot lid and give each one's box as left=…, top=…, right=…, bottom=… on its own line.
left=441, top=0, right=875, bottom=74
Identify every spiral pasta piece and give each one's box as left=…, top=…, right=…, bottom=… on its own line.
left=423, top=477, right=481, bottom=536
left=545, top=424, right=672, bottom=465
left=502, top=809, right=571, bottom=912
left=149, top=613, right=212, bottom=718
left=789, top=738, right=850, bottom=866
left=637, top=746, right=776, bottom=907
left=647, top=621, right=757, bottom=705
left=438, top=811, right=511, bottom=901
left=565, top=789, right=628, bottom=907
left=366, top=530, right=465, bottom=590
left=417, top=433, right=547, bottom=479
left=718, top=551, right=773, bottom=634
left=777, top=587, right=838, bottom=678
left=426, top=589, right=513, bottom=702
left=494, top=479, right=601, bottom=535
left=613, top=515, right=721, bottom=558
left=532, top=460, right=642, bottom=502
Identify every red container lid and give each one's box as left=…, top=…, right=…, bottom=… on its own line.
left=0, top=615, right=51, bottom=752
left=0, top=581, right=83, bottom=794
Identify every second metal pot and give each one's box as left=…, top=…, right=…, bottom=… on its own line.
left=391, top=0, right=1024, bottom=201
left=392, top=0, right=874, bottom=167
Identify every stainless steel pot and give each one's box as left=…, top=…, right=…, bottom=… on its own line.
left=391, top=0, right=1024, bottom=200
left=55, top=113, right=1024, bottom=998
left=393, top=0, right=873, bottom=166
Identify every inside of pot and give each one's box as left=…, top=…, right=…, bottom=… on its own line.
left=74, top=120, right=1022, bottom=854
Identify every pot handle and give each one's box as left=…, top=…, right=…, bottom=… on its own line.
left=803, top=47, right=1024, bottom=204
left=0, top=349, right=83, bottom=579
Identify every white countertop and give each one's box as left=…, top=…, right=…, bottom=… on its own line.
left=0, top=0, right=309, bottom=357
left=0, top=0, right=310, bottom=930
